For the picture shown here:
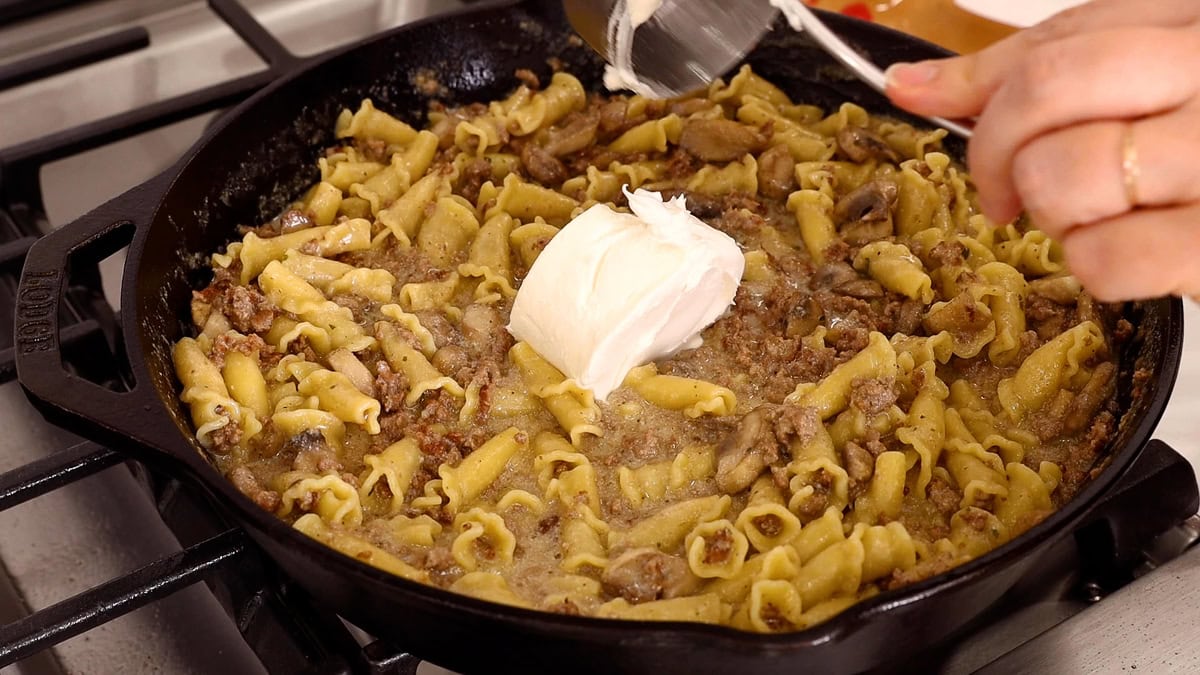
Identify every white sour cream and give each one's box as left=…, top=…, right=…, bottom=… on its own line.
left=506, top=188, right=744, bottom=401
left=602, top=0, right=674, bottom=98
left=628, top=0, right=664, bottom=28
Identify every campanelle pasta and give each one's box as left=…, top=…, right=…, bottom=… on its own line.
left=175, top=67, right=1125, bottom=633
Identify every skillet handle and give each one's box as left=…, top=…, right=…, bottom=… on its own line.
left=1074, top=438, right=1200, bottom=591
left=14, top=171, right=201, bottom=473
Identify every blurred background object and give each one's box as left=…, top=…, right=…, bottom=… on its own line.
left=955, top=0, right=1091, bottom=28
left=805, top=0, right=1017, bottom=53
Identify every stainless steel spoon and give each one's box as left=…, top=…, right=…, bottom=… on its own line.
left=563, top=0, right=974, bottom=139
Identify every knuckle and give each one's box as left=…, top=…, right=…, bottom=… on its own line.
left=1012, top=127, right=1130, bottom=233
left=1014, top=44, right=1068, bottom=104
left=1061, top=231, right=1122, bottom=300
left=1011, top=143, right=1066, bottom=232
left=1030, top=7, right=1085, bottom=43
left=965, top=139, right=998, bottom=193
left=1063, top=218, right=1185, bottom=302
left=1051, top=5, right=1089, bottom=32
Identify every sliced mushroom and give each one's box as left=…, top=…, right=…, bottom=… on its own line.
left=288, top=430, right=338, bottom=473
left=520, top=143, right=568, bottom=185
left=279, top=208, right=314, bottom=234
left=1029, top=274, right=1084, bottom=305
left=431, top=344, right=469, bottom=379
left=1034, top=390, right=1072, bottom=441
left=835, top=278, right=886, bottom=299
left=1065, top=361, right=1116, bottom=434
left=657, top=188, right=724, bottom=219
left=285, top=429, right=331, bottom=455
left=834, top=180, right=897, bottom=224
left=601, top=548, right=698, bottom=604
left=836, top=125, right=900, bottom=163
left=757, top=144, right=796, bottom=200
left=813, top=261, right=860, bottom=290
left=812, top=261, right=883, bottom=298
left=679, top=118, right=769, bottom=163
left=715, top=406, right=780, bottom=493
left=327, top=348, right=376, bottom=397
left=785, top=295, right=823, bottom=338
left=833, top=180, right=897, bottom=245
left=543, top=112, right=600, bottom=157
left=669, top=97, right=716, bottom=117
left=461, top=303, right=506, bottom=357
left=598, top=100, right=629, bottom=134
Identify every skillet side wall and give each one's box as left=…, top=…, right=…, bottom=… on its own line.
left=120, top=1, right=1180, bottom=672
left=247, top=516, right=1035, bottom=675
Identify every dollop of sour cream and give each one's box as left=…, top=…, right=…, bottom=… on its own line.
left=506, top=188, right=744, bottom=401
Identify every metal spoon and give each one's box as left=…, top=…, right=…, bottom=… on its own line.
left=563, top=0, right=974, bottom=139
left=771, top=0, right=974, bottom=138
left=563, top=0, right=780, bottom=98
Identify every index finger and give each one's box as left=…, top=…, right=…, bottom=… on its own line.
left=884, top=0, right=1200, bottom=118
left=967, top=28, right=1200, bottom=222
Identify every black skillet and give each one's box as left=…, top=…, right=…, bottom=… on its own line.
left=12, top=1, right=1186, bottom=673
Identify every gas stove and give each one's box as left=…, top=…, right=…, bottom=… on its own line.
left=1, top=1, right=1198, bottom=673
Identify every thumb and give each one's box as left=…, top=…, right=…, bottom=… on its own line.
left=884, top=55, right=992, bottom=119
left=883, top=0, right=1200, bottom=119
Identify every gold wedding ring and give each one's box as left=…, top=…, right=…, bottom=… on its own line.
left=1121, top=124, right=1141, bottom=208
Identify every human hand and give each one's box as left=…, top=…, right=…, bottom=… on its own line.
left=883, top=0, right=1200, bottom=301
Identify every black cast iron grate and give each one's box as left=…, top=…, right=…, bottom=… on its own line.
left=1, top=1, right=1199, bottom=673
left=0, top=439, right=422, bottom=674
left=0, top=0, right=100, bottom=26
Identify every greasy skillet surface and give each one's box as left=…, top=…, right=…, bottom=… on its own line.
left=110, top=0, right=1181, bottom=671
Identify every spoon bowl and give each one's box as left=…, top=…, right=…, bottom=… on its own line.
left=562, top=0, right=780, bottom=97
left=564, top=0, right=974, bottom=138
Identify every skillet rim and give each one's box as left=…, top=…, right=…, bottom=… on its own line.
left=120, top=0, right=1188, bottom=651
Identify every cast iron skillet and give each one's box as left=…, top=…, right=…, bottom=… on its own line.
left=13, top=1, right=1185, bottom=673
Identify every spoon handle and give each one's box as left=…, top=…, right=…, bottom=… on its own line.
left=773, top=0, right=975, bottom=139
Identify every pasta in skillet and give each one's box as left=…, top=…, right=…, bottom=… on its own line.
left=176, top=65, right=1128, bottom=632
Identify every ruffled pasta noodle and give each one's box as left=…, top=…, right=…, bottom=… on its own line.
left=174, top=66, right=1125, bottom=633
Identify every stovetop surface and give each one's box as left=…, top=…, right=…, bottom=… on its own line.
left=1, top=2, right=1198, bottom=674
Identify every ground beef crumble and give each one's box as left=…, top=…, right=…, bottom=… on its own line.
left=703, top=528, right=735, bottom=565
left=218, top=284, right=276, bottom=333
left=850, top=377, right=898, bottom=415
left=229, top=466, right=281, bottom=512
left=374, top=362, right=409, bottom=413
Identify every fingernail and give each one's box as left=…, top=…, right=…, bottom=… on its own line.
left=885, top=62, right=940, bottom=88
